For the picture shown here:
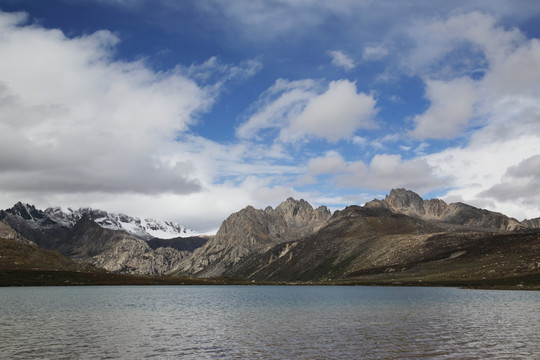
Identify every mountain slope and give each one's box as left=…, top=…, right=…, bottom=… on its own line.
left=60, top=216, right=189, bottom=275
left=0, top=202, right=71, bottom=250
left=0, top=221, right=94, bottom=273
left=0, top=202, right=196, bottom=244
left=228, top=206, right=540, bottom=286
left=365, top=188, right=523, bottom=231
left=0, top=203, right=203, bottom=275
left=229, top=206, right=443, bottom=281
left=173, top=198, right=331, bottom=277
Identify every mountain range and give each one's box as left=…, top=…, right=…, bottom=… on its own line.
left=0, top=203, right=207, bottom=275
left=1, top=189, right=539, bottom=288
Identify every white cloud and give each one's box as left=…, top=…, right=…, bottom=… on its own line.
left=184, top=56, right=263, bottom=85
left=411, top=77, right=478, bottom=139
left=352, top=136, right=367, bottom=146
left=336, top=154, right=447, bottom=194
left=426, top=135, right=540, bottom=220
left=480, top=154, right=540, bottom=206
left=283, top=80, right=377, bottom=142
left=236, top=79, right=320, bottom=139
left=238, top=79, right=377, bottom=143
left=329, top=50, right=355, bottom=70
left=407, top=12, right=540, bottom=140
left=304, top=151, right=447, bottom=195
left=0, top=10, right=272, bottom=231
left=307, top=151, right=348, bottom=175
left=362, top=44, right=388, bottom=61
left=404, top=11, right=540, bottom=219
left=0, top=11, right=215, bottom=195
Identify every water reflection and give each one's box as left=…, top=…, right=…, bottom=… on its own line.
left=0, top=286, right=538, bottom=359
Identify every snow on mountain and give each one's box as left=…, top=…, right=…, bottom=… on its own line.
left=44, top=206, right=196, bottom=240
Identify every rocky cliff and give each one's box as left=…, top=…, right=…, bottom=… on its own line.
left=173, top=198, right=331, bottom=277
left=365, top=188, right=523, bottom=231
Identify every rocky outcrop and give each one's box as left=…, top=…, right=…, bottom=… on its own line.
left=173, top=198, right=332, bottom=277
left=365, top=188, right=523, bottom=231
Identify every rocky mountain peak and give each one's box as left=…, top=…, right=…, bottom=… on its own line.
left=385, top=188, right=427, bottom=215
left=174, top=198, right=332, bottom=277
left=274, top=198, right=327, bottom=226
left=523, top=217, right=540, bottom=229
left=368, top=188, right=522, bottom=231
left=5, top=202, right=45, bottom=221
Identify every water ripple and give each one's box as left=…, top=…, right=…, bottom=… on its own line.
left=0, top=286, right=538, bottom=359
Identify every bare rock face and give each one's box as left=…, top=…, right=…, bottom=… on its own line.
left=174, top=198, right=332, bottom=277
left=522, top=217, right=540, bottom=229
left=1, top=203, right=199, bottom=275
left=366, top=188, right=523, bottom=231
left=66, top=216, right=188, bottom=275
left=0, top=202, right=71, bottom=249
left=0, top=221, right=36, bottom=246
left=228, top=205, right=445, bottom=281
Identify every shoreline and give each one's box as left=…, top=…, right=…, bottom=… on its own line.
left=1, top=269, right=538, bottom=290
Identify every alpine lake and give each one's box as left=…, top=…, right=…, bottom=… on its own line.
left=1, top=285, right=538, bottom=359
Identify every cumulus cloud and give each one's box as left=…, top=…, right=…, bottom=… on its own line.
left=411, top=77, right=478, bottom=139
left=305, top=152, right=447, bottom=195
left=328, top=50, right=355, bottom=70
left=0, top=11, right=215, bottom=195
left=337, top=154, right=447, bottom=194
left=425, top=134, right=540, bottom=220
left=0, top=10, right=272, bottom=231
left=284, top=80, right=377, bottom=142
left=405, top=11, right=540, bottom=219
left=238, top=79, right=377, bottom=142
left=407, top=12, right=540, bottom=140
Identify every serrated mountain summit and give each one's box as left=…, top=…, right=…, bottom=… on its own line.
left=174, top=198, right=331, bottom=277
left=0, top=202, right=195, bottom=241
left=365, top=188, right=524, bottom=231
left=0, top=202, right=204, bottom=274
left=45, top=206, right=196, bottom=240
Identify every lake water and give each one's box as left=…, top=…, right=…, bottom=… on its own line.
left=0, top=286, right=538, bottom=359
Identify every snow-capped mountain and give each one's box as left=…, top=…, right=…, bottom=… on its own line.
left=44, top=206, right=196, bottom=240
left=0, top=202, right=195, bottom=240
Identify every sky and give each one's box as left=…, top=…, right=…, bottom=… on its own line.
left=0, top=0, right=539, bottom=233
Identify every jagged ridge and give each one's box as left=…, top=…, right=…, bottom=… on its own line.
left=173, top=198, right=331, bottom=277
left=365, top=188, right=525, bottom=231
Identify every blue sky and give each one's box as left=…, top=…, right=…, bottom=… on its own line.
left=0, top=0, right=540, bottom=232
